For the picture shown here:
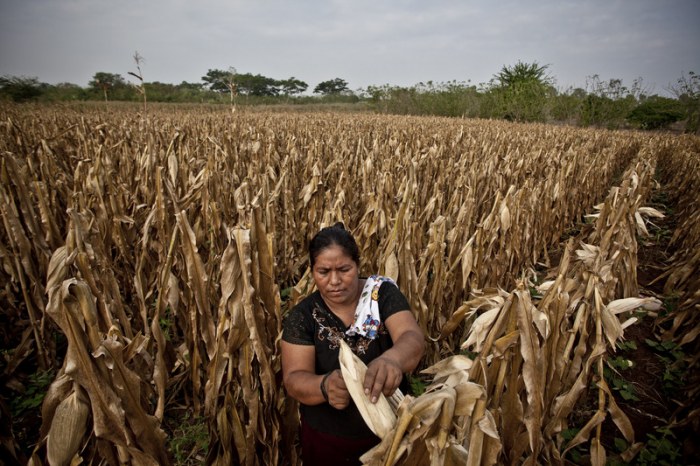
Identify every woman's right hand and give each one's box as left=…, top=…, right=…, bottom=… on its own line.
left=324, top=369, right=351, bottom=409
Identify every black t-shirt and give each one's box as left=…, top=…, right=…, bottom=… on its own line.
left=282, top=280, right=411, bottom=438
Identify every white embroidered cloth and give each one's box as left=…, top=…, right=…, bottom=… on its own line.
left=346, top=275, right=396, bottom=340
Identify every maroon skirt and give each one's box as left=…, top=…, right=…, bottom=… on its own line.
left=300, top=417, right=380, bottom=465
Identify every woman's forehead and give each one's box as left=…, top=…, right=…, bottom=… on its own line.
left=314, top=245, right=355, bottom=264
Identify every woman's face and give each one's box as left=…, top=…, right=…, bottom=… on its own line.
left=312, top=244, right=360, bottom=309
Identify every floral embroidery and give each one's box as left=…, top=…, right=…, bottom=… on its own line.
left=312, top=303, right=373, bottom=354
left=312, top=306, right=343, bottom=350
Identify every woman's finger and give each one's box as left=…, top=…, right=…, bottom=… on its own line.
left=363, top=359, right=382, bottom=399
left=364, top=357, right=402, bottom=403
left=368, top=369, right=387, bottom=404
left=382, top=371, right=401, bottom=396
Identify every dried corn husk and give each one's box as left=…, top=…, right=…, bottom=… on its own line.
left=606, top=296, right=663, bottom=315
left=339, top=339, right=397, bottom=438
left=46, top=385, right=89, bottom=466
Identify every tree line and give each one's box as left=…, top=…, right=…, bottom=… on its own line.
left=366, top=63, right=699, bottom=133
left=1, top=62, right=698, bottom=132
left=0, top=69, right=351, bottom=103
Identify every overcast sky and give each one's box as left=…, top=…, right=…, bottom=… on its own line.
left=1, top=0, right=699, bottom=95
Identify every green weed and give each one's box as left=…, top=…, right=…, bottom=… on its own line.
left=605, top=355, right=639, bottom=401
left=407, top=374, right=428, bottom=397
left=11, top=369, right=55, bottom=416
left=644, top=339, right=687, bottom=394
left=168, top=412, right=209, bottom=465
left=636, top=427, right=682, bottom=465
left=561, top=427, right=586, bottom=463
left=616, top=340, right=637, bottom=352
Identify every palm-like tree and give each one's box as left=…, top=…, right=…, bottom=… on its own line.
left=495, top=61, right=553, bottom=88
left=490, top=61, right=555, bottom=122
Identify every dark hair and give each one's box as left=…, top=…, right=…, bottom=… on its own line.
left=309, top=222, right=360, bottom=269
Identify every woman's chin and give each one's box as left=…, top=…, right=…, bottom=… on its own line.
left=323, top=290, right=350, bottom=304
left=325, top=292, right=344, bottom=301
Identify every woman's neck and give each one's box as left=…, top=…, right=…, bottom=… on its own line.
left=323, top=278, right=365, bottom=325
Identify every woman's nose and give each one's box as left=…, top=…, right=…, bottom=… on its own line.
left=329, top=271, right=341, bottom=284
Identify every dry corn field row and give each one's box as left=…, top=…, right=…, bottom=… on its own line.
left=1, top=104, right=698, bottom=465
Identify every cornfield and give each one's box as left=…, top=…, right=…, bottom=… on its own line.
left=1, top=103, right=698, bottom=465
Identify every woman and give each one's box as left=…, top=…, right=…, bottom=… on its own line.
left=281, top=223, right=425, bottom=465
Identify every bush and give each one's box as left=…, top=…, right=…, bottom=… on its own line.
left=628, top=97, right=684, bottom=130
left=0, top=76, right=46, bottom=102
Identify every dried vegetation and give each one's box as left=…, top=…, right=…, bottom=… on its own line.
left=0, top=103, right=698, bottom=465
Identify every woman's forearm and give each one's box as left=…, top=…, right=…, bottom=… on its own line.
left=284, top=370, right=328, bottom=406
left=379, top=329, right=425, bottom=373
left=285, top=369, right=352, bottom=409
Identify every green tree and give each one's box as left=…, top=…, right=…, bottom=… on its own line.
left=489, top=61, right=555, bottom=122
left=669, top=71, right=700, bottom=133
left=175, top=81, right=209, bottom=101
left=44, top=82, right=86, bottom=101
left=201, top=68, right=235, bottom=93
left=234, top=73, right=279, bottom=96
left=0, top=75, right=46, bottom=102
left=88, top=72, right=128, bottom=101
left=581, top=75, right=643, bottom=128
left=202, top=69, right=281, bottom=97
left=627, top=96, right=684, bottom=130
left=550, top=87, right=586, bottom=124
left=279, top=77, right=308, bottom=96
left=314, top=78, right=350, bottom=95
left=202, top=68, right=241, bottom=108
left=494, top=61, right=554, bottom=88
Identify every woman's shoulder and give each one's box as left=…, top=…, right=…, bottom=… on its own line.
left=292, top=290, right=322, bottom=312
left=283, top=291, right=321, bottom=344
left=285, top=291, right=323, bottom=324
left=364, top=275, right=398, bottom=288
left=365, top=275, right=400, bottom=293
left=374, top=277, right=410, bottom=315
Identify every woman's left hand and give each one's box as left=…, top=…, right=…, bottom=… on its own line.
left=363, top=356, right=403, bottom=403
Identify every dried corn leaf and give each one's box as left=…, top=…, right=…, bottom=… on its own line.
left=461, top=307, right=500, bottom=352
